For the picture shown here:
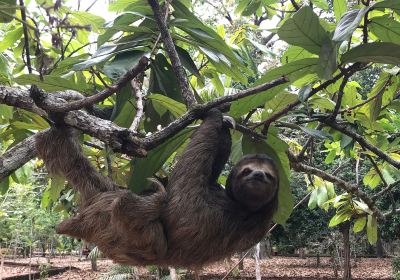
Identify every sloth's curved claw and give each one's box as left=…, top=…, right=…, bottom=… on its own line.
left=223, top=115, right=236, bottom=129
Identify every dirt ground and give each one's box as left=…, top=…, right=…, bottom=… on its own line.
left=0, top=256, right=395, bottom=279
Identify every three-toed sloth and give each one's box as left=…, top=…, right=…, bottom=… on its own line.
left=36, top=109, right=279, bottom=268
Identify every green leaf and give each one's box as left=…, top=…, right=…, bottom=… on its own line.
left=363, top=167, right=381, bottom=189
left=257, top=58, right=319, bottom=85
left=0, top=0, right=16, bottom=23
left=317, top=40, right=338, bottom=79
left=333, top=0, right=347, bottom=22
left=373, top=0, right=400, bottom=10
left=316, top=187, right=329, bottom=208
left=230, top=84, right=286, bottom=117
left=341, top=43, right=400, bottom=65
left=176, top=46, right=200, bottom=77
left=0, top=177, right=9, bottom=194
left=149, top=53, right=183, bottom=102
left=311, top=0, right=328, bottom=10
left=280, top=46, right=314, bottom=64
left=0, top=26, right=22, bottom=53
left=264, top=92, right=298, bottom=118
left=242, top=134, right=293, bottom=224
left=308, top=189, right=318, bottom=210
left=329, top=211, right=351, bottom=227
left=110, top=86, right=136, bottom=128
left=128, top=128, right=193, bottom=193
left=41, top=176, right=66, bottom=208
left=109, top=0, right=148, bottom=12
left=299, top=127, right=333, bottom=140
left=277, top=6, right=329, bottom=54
left=332, top=7, right=369, bottom=42
left=70, top=11, right=105, bottom=33
left=353, top=216, right=367, bottom=233
left=298, top=85, right=312, bottom=103
left=103, top=50, right=146, bottom=80
left=74, top=45, right=116, bottom=70
left=0, top=104, right=13, bottom=120
left=14, top=74, right=89, bottom=93
left=367, top=215, right=378, bottom=244
left=369, top=15, right=400, bottom=43
left=148, top=94, right=187, bottom=118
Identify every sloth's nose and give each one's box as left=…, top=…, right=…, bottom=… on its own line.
left=251, top=170, right=265, bottom=180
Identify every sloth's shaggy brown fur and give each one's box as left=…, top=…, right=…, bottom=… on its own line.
left=36, top=109, right=279, bottom=268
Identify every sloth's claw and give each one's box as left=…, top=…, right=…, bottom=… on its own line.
left=223, top=115, right=236, bottom=129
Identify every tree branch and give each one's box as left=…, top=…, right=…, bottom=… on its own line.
left=19, top=0, right=32, bottom=74
left=34, top=56, right=149, bottom=113
left=323, top=120, right=400, bottom=169
left=0, top=133, right=42, bottom=181
left=147, top=0, right=196, bottom=108
left=288, top=152, right=385, bottom=221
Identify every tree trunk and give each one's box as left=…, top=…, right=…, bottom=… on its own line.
left=340, top=222, right=351, bottom=280
left=376, top=231, right=384, bottom=258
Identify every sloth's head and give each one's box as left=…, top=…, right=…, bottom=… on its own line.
left=226, top=154, right=279, bottom=212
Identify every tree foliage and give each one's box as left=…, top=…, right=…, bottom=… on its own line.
left=0, top=0, right=399, bottom=246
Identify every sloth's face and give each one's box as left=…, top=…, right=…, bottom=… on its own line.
left=229, top=160, right=279, bottom=212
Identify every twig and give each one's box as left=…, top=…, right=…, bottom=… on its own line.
left=373, top=180, right=400, bottom=200
left=254, top=63, right=362, bottom=130
left=362, top=0, right=371, bottom=44
left=322, top=120, right=400, bottom=169
left=290, top=0, right=300, bottom=10
left=296, top=123, right=324, bottom=160
left=288, top=152, right=385, bottom=221
left=338, top=77, right=392, bottom=114
left=130, top=79, right=144, bottom=132
left=148, top=0, right=196, bottom=108
left=329, top=75, right=349, bottom=121
left=19, top=0, right=32, bottom=74
left=32, top=56, right=149, bottom=112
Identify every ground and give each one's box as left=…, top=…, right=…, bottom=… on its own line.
left=1, top=256, right=394, bottom=279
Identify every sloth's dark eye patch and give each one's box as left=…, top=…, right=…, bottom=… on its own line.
left=241, top=167, right=252, bottom=176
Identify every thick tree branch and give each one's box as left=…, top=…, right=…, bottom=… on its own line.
left=1, top=76, right=287, bottom=152
left=288, top=152, right=385, bottom=221
left=34, top=56, right=149, bottom=113
left=0, top=133, right=41, bottom=180
left=147, top=0, right=196, bottom=108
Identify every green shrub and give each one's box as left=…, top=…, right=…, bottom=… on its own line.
left=393, top=256, right=400, bottom=280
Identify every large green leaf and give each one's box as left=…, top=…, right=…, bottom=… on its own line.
left=373, top=0, right=400, bottom=10
left=176, top=46, right=200, bottom=77
left=103, top=50, right=146, bottom=80
left=369, top=15, right=400, bottom=43
left=263, top=92, right=298, bottom=118
left=367, top=215, right=378, bottom=244
left=14, top=74, right=89, bottom=93
left=317, top=40, right=338, bottom=80
left=0, top=177, right=9, bottom=194
left=341, top=43, right=400, bottom=64
left=70, top=11, right=105, bottom=33
left=149, top=53, right=183, bottom=102
left=148, top=94, right=187, bottom=118
left=333, top=0, right=347, bottom=22
left=0, top=0, right=16, bottom=23
left=110, top=85, right=137, bottom=128
left=230, top=84, right=286, bottom=117
left=257, top=58, right=319, bottom=85
left=332, top=7, right=369, bottom=42
left=128, top=128, right=193, bottom=193
left=353, top=216, right=367, bottom=233
left=311, top=0, right=328, bottom=10
left=0, top=26, right=22, bottom=53
left=277, top=6, right=329, bottom=54
left=242, top=133, right=293, bottom=224
left=280, top=46, right=314, bottom=64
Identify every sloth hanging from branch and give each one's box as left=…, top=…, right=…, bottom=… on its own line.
left=36, top=108, right=280, bottom=268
